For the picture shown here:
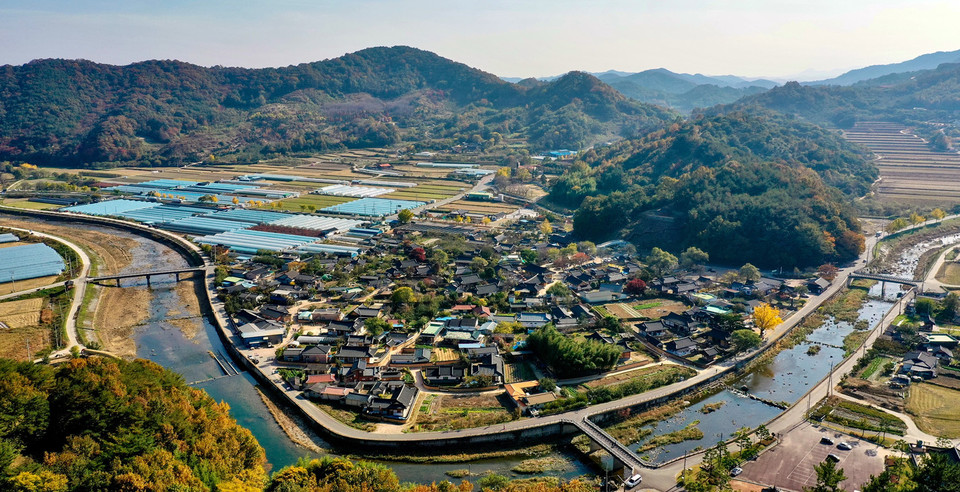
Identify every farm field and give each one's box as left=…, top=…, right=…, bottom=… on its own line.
left=0, top=298, right=44, bottom=329
left=635, top=298, right=688, bottom=319
left=255, top=195, right=355, bottom=213
left=844, top=121, right=960, bottom=205
left=410, top=392, right=515, bottom=432
left=0, top=275, right=59, bottom=296
left=603, top=303, right=643, bottom=320
left=505, top=361, right=537, bottom=383
left=906, top=382, right=960, bottom=437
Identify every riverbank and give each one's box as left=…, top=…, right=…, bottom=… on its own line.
left=256, top=387, right=325, bottom=454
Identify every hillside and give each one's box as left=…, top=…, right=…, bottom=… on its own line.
left=0, top=357, right=266, bottom=490
left=808, top=48, right=960, bottom=86
left=0, top=47, right=674, bottom=167
left=550, top=109, right=871, bottom=268
left=737, top=62, right=960, bottom=128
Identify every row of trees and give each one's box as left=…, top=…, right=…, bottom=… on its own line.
left=525, top=325, right=622, bottom=378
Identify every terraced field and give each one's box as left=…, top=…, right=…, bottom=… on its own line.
left=844, top=121, right=960, bottom=205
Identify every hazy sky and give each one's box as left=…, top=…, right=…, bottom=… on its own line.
left=2, top=0, right=959, bottom=80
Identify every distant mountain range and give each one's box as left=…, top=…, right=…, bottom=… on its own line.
left=806, top=48, right=960, bottom=86
left=503, top=69, right=777, bottom=113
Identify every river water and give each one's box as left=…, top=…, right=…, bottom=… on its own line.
left=4, top=215, right=591, bottom=483
left=622, top=293, right=895, bottom=464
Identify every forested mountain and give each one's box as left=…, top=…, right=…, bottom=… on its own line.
left=0, top=46, right=674, bottom=167
left=0, top=357, right=266, bottom=490
left=808, top=48, right=960, bottom=86
left=736, top=62, right=960, bottom=128
left=551, top=109, right=871, bottom=267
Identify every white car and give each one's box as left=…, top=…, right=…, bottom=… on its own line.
left=731, top=467, right=743, bottom=476
left=624, top=474, right=643, bottom=488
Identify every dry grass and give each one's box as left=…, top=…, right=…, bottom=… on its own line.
left=410, top=392, right=515, bottom=432
left=635, top=298, right=688, bottom=319
left=0, top=298, right=44, bottom=329
left=906, top=383, right=960, bottom=438
left=0, top=199, right=61, bottom=210
left=94, top=286, right=152, bottom=358
left=937, top=262, right=960, bottom=285
left=431, top=347, right=460, bottom=362
left=0, top=276, right=59, bottom=296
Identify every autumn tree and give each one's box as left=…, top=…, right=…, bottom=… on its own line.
left=624, top=278, right=647, bottom=296
left=391, top=286, right=417, bottom=306
left=539, top=220, right=553, bottom=235
left=397, top=209, right=414, bottom=224
left=931, top=208, right=947, bottom=222
left=910, top=213, right=926, bottom=226
left=752, top=302, right=783, bottom=337
left=886, top=217, right=909, bottom=234
left=818, top=263, right=839, bottom=281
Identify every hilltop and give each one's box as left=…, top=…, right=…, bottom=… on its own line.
left=0, top=46, right=674, bottom=167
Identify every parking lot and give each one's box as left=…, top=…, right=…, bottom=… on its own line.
left=738, top=422, right=890, bottom=491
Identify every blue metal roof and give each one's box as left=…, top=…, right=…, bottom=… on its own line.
left=0, top=243, right=65, bottom=282
left=321, top=198, right=425, bottom=217
left=63, top=200, right=160, bottom=216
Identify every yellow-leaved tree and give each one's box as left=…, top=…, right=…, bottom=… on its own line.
left=753, top=302, right=783, bottom=338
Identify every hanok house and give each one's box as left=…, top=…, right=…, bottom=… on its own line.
left=665, top=337, right=698, bottom=357
left=336, top=346, right=376, bottom=365
left=363, top=381, right=419, bottom=421
left=423, top=365, right=466, bottom=385
left=900, top=351, right=939, bottom=379
left=260, top=304, right=293, bottom=323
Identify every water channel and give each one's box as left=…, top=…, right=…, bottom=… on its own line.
left=621, top=286, right=897, bottom=464
left=6, top=215, right=592, bottom=484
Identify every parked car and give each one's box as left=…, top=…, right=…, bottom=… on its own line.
left=820, top=437, right=835, bottom=445
left=624, top=474, right=643, bottom=488
left=826, top=454, right=841, bottom=462
left=730, top=467, right=743, bottom=477
left=837, top=442, right=852, bottom=450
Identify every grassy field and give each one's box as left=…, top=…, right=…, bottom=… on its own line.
left=0, top=275, right=59, bottom=296
left=937, top=262, right=960, bottom=285
left=255, top=194, right=355, bottom=213
left=0, top=199, right=61, bottom=210
left=906, top=383, right=960, bottom=438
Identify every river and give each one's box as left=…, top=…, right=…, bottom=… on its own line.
left=4, top=214, right=592, bottom=484
left=619, top=290, right=896, bottom=465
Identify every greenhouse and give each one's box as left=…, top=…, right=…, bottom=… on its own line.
left=317, top=184, right=395, bottom=198
left=62, top=200, right=160, bottom=216
left=0, top=243, right=65, bottom=283
left=269, top=215, right=364, bottom=232
left=211, top=209, right=295, bottom=224
left=118, top=205, right=213, bottom=224
left=194, top=229, right=319, bottom=253
left=160, top=216, right=248, bottom=236
left=321, top=197, right=425, bottom=217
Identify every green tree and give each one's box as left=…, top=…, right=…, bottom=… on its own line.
left=941, top=292, right=960, bottom=320
left=538, top=378, right=557, bottom=392
left=645, top=247, right=678, bottom=279
left=391, top=286, right=417, bottom=306
left=519, top=249, right=538, bottom=265
left=739, top=262, right=761, bottom=282
left=887, top=217, right=909, bottom=233
left=397, top=209, right=414, bottom=224
left=806, top=459, right=847, bottom=492
left=731, top=329, right=762, bottom=352
left=680, top=246, right=709, bottom=270
left=364, top=318, right=391, bottom=336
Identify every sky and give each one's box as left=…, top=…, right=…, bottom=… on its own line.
left=2, top=0, right=959, bottom=81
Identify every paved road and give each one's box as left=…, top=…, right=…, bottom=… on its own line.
left=0, top=226, right=91, bottom=354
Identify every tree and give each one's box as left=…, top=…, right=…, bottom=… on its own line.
left=539, top=220, right=553, bottom=235
left=739, top=263, right=761, bottom=282
left=409, top=247, right=427, bottom=262
left=806, top=459, right=847, bottom=492
left=538, top=378, right=557, bottom=392
left=391, top=286, right=416, bottom=306
left=364, top=317, right=390, bottom=336
left=231, top=196, right=239, bottom=205
left=519, top=249, right=538, bottom=265
left=932, top=208, right=947, bottom=222
left=646, top=247, right=678, bottom=279
left=910, top=213, right=926, bottom=226
left=428, top=249, right=448, bottom=270
left=680, top=247, right=709, bottom=271
left=547, top=282, right=572, bottom=298
left=731, top=329, right=762, bottom=352
left=752, top=303, right=783, bottom=338
left=887, top=217, right=909, bottom=233
left=818, top=264, right=839, bottom=281
left=577, top=241, right=597, bottom=256
left=941, top=292, right=960, bottom=320
left=915, top=297, right=936, bottom=317
left=624, top=278, right=647, bottom=296
left=715, top=312, right=745, bottom=333
left=470, top=257, right=489, bottom=272
left=397, top=209, right=414, bottom=224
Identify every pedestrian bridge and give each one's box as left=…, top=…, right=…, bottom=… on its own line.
left=564, top=417, right=646, bottom=477
left=848, top=270, right=918, bottom=287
